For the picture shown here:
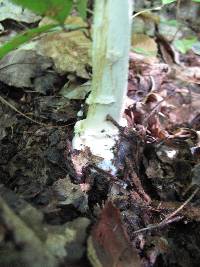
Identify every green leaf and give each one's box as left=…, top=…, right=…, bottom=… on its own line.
left=76, top=0, right=88, bottom=20
left=161, top=19, right=180, bottom=27
left=0, top=24, right=57, bottom=60
left=174, top=37, right=198, bottom=54
left=162, top=0, right=176, bottom=4
left=192, top=0, right=200, bottom=2
left=11, top=0, right=73, bottom=24
left=0, top=23, right=85, bottom=60
left=132, top=47, right=157, bottom=57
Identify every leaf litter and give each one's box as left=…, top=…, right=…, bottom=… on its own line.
left=1, top=1, right=200, bottom=267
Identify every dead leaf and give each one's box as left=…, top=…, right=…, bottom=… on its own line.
left=60, top=80, right=91, bottom=100
left=0, top=49, right=54, bottom=91
left=53, top=177, right=88, bottom=213
left=39, top=15, right=88, bottom=28
left=37, top=30, right=91, bottom=78
left=87, top=201, right=141, bottom=267
left=0, top=0, right=41, bottom=23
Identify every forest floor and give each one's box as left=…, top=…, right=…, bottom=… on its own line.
left=1, top=1, right=200, bottom=267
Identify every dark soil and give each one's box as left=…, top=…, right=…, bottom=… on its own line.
left=1, top=2, right=200, bottom=264
left=1, top=54, right=200, bottom=267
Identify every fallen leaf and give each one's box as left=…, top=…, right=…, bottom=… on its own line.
left=87, top=201, right=141, bottom=267
left=37, top=30, right=91, bottom=78
left=0, top=49, right=54, bottom=91
left=60, top=80, right=91, bottom=100
left=0, top=0, right=41, bottom=23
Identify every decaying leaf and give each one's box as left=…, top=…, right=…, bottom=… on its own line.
left=60, top=80, right=91, bottom=100
left=53, top=177, right=88, bottom=213
left=0, top=0, right=41, bottom=23
left=36, top=30, right=91, bottom=78
left=10, top=0, right=73, bottom=24
left=87, top=201, right=141, bottom=267
left=0, top=102, right=17, bottom=141
left=0, top=49, right=54, bottom=91
left=39, top=14, right=88, bottom=28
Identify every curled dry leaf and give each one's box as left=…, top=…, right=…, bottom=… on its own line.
left=171, top=128, right=199, bottom=147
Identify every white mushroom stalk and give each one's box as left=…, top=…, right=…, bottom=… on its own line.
left=73, top=0, right=133, bottom=172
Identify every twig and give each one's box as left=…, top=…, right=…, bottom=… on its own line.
left=0, top=95, right=48, bottom=126
left=143, top=93, right=174, bottom=126
left=161, top=187, right=199, bottom=224
left=87, top=8, right=94, bottom=15
left=133, top=188, right=199, bottom=234
left=106, top=114, right=129, bottom=139
left=132, top=5, right=163, bottom=19
left=106, top=114, right=124, bottom=131
left=133, top=216, right=182, bottom=234
left=143, top=98, right=165, bottom=126
left=0, top=95, right=74, bottom=128
left=176, top=0, right=182, bottom=20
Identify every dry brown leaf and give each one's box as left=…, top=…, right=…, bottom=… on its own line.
left=87, top=201, right=141, bottom=267
left=36, top=29, right=91, bottom=78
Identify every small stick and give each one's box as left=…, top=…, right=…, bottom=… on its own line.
left=161, top=187, right=199, bottom=224
left=132, top=5, right=163, bottom=19
left=0, top=95, right=47, bottom=126
left=133, top=188, right=199, bottom=234
left=133, top=216, right=182, bottom=234
left=106, top=114, right=124, bottom=131
left=0, top=95, right=74, bottom=128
